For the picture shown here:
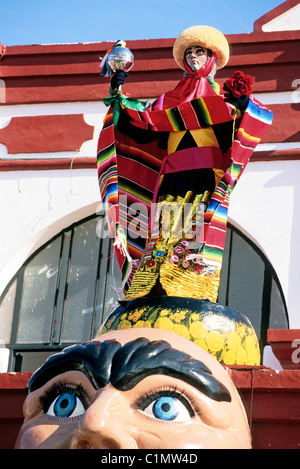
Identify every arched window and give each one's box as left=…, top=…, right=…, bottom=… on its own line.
left=0, top=215, right=122, bottom=372
left=0, top=216, right=288, bottom=372
left=219, top=223, right=289, bottom=357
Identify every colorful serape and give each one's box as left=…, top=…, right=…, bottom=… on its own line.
left=97, top=92, right=273, bottom=294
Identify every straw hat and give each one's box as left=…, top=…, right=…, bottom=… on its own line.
left=173, top=25, right=230, bottom=70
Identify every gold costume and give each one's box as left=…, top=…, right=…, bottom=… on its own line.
left=126, top=126, right=226, bottom=302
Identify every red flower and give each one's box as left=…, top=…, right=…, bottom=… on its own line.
left=223, top=71, right=253, bottom=98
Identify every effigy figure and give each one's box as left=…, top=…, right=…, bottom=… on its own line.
left=97, top=26, right=272, bottom=302
left=15, top=328, right=252, bottom=449
left=96, top=26, right=273, bottom=366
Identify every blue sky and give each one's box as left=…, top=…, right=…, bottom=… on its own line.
left=0, top=0, right=284, bottom=46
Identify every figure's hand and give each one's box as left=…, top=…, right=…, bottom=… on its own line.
left=110, top=70, right=128, bottom=90
left=224, top=92, right=249, bottom=111
left=222, top=71, right=253, bottom=112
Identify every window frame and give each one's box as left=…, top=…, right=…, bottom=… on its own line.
left=1, top=214, right=118, bottom=371
left=220, top=222, right=289, bottom=355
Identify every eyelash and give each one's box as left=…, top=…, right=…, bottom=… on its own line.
left=38, top=380, right=89, bottom=414
left=135, top=385, right=201, bottom=419
left=38, top=382, right=202, bottom=423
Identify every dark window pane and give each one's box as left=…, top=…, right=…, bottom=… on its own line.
left=14, top=350, right=61, bottom=372
left=51, top=230, right=72, bottom=344
left=223, top=230, right=265, bottom=337
left=218, top=227, right=231, bottom=304
left=16, top=238, right=61, bottom=344
left=269, top=276, right=289, bottom=329
left=60, top=219, right=101, bottom=343
left=91, top=216, right=123, bottom=335
left=103, top=250, right=123, bottom=320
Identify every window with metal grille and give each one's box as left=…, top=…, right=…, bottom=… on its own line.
left=0, top=216, right=289, bottom=372
left=0, top=215, right=122, bottom=372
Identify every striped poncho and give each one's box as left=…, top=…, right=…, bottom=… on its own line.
left=97, top=88, right=273, bottom=295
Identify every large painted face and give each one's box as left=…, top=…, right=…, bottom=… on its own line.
left=15, top=328, right=251, bottom=449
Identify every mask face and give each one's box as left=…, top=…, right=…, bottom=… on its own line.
left=15, top=328, right=252, bottom=450
left=185, top=45, right=208, bottom=72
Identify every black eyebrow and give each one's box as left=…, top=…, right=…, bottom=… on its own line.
left=28, top=338, right=231, bottom=403
left=27, top=339, right=121, bottom=393
left=110, top=338, right=231, bottom=402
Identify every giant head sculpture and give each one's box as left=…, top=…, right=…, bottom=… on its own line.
left=15, top=325, right=251, bottom=449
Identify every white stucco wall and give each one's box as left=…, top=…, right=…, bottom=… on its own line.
left=262, top=3, right=300, bottom=32
left=0, top=101, right=106, bottom=297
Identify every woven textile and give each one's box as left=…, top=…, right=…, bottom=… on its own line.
left=97, top=86, right=273, bottom=296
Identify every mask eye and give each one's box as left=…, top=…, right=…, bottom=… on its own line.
left=139, top=392, right=194, bottom=422
left=185, top=48, right=205, bottom=59
left=47, top=391, right=86, bottom=418
left=39, top=383, right=88, bottom=419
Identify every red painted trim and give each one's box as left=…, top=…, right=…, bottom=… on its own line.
left=260, top=103, right=300, bottom=143
left=1, top=149, right=300, bottom=172
left=2, top=30, right=300, bottom=55
left=267, top=329, right=300, bottom=370
left=227, top=29, right=300, bottom=43
left=0, top=372, right=32, bottom=389
left=254, top=0, right=300, bottom=32
left=268, top=329, right=300, bottom=343
left=252, top=149, right=300, bottom=162
left=0, top=157, right=96, bottom=171
left=3, top=35, right=300, bottom=79
left=0, top=42, right=5, bottom=59
left=227, top=365, right=300, bottom=390
left=0, top=101, right=299, bottom=160
left=0, top=114, right=94, bottom=154
left=2, top=64, right=299, bottom=103
left=0, top=32, right=299, bottom=103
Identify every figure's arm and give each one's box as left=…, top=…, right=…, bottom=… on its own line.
left=110, top=70, right=128, bottom=94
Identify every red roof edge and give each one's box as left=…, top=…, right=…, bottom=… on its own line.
left=0, top=41, right=5, bottom=59
left=254, top=0, right=300, bottom=31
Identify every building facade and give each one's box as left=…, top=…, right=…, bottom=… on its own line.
left=0, top=0, right=300, bottom=375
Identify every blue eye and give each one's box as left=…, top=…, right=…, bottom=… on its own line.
left=153, top=396, right=182, bottom=421
left=41, top=385, right=87, bottom=418
left=141, top=392, right=194, bottom=422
